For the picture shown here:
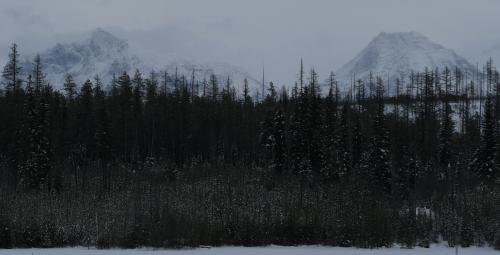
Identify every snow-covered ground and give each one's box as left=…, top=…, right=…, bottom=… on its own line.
left=1, top=245, right=498, bottom=255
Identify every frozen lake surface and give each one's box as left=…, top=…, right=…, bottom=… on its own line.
left=1, top=244, right=498, bottom=255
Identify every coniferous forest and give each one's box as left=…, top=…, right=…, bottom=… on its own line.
left=0, top=43, right=499, bottom=249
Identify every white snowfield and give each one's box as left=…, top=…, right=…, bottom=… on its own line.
left=1, top=245, right=498, bottom=255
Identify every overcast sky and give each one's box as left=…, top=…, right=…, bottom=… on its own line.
left=1, top=0, right=499, bottom=85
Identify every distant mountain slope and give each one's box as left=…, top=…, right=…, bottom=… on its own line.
left=336, top=31, right=476, bottom=89
left=482, top=43, right=500, bottom=65
left=21, top=28, right=259, bottom=91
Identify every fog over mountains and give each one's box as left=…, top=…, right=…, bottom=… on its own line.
left=13, top=29, right=497, bottom=93
left=21, top=28, right=260, bottom=91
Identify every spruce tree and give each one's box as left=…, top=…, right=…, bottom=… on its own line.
left=21, top=75, right=52, bottom=191
left=289, top=88, right=311, bottom=180
left=1, top=43, right=22, bottom=92
left=78, top=79, right=95, bottom=155
left=94, top=76, right=110, bottom=163
left=1, top=43, right=24, bottom=176
left=132, top=69, right=144, bottom=115
left=145, top=72, right=158, bottom=157
left=266, top=81, right=277, bottom=102
left=471, top=96, right=497, bottom=182
left=366, top=77, right=391, bottom=194
left=94, top=76, right=112, bottom=190
left=272, top=109, right=286, bottom=175
left=352, top=114, right=364, bottom=169
left=132, top=70, right=145, bottom=159
left=243, top=78, right=252, bottom=106
left=336, top=102, right=351, bottom=178
left=32, top=54, right=45, bottom=92
left=439, top=101, right=454, bottom=181
left=116, top=72, right=133, bottom=159
left=308, top=69, right=322, bottom=174
left=145, top=72, right=158, bottom=104
left=320, top=82, right=339, bottom=180
left=209, top=74, right=219, bottom=102
left=63, top=74, right=77, bottom=101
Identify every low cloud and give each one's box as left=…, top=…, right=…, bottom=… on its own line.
left=0, top=0, right=499, bottom=85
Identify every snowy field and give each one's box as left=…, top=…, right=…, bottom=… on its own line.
left=1, top=245, right=498, bottom=255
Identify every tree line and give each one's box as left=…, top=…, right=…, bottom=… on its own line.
left=0, top=44, right=499, bottom=249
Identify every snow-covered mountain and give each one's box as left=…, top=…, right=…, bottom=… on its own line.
left=336, top=31, right=476, bottom=88
left=22, top=28, right=259, bottom=91
left=482, top=43, right=500, bottom=65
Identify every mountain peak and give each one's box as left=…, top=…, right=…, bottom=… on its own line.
left=376, top=31, right=424, bottom=38
left=372, top=31, right=440, bottom=46
left=89, top=28, right=128, bottom=53
left=21, top=27, right=258, bottom=90
left=370, top=31, right=436, bottom=49
left=336, top=31, right=475, bottom=90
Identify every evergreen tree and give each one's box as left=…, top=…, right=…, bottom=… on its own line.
left=336, top=102, right=351, bottom=178
left=93, top=76, right=112, bottom=190
left=272, top=109, right=286, bottom=175
left=352, top=114, right=364, bottom=169
left=471, top=96, right=497, bottom=182
left=145, top=72, right=158, bottom=104
left=0, top=43, right=24, bottom=178
left=144, top=72, right=158, bottom=157
left=308, top=69, right=322, bottom=174
left=63, top=74, right=77, bottom=101
left=1, top=43, right=22, bottom=91
left=439, top=102, right=454, bottom=181
left=32, top=54, right=45, bottom=92
left=289, top=89, right=311, bottom=180
left=78, top=79, right=95, bottom=156
left=243, top=78, right=252, bottom=106
left=441, top=67, right=452, bottom=100
left=366, top=78, right=391, bottom=194
left=266, top=81, right=277, bottom=102
left=132, top=69, right=144, bottom=115
left=93, top=76, right=110, bottom=159
left=132, top=70, right=145, bottom=159
left=110, top=73, right=119, bottom=98
left=116, top=72, right=133, bottom=159
left=209, top=74, right=219, bottom=101
left=320, top=82, right=339, bottom=180
left=21, top=75, right=52, bottom=190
